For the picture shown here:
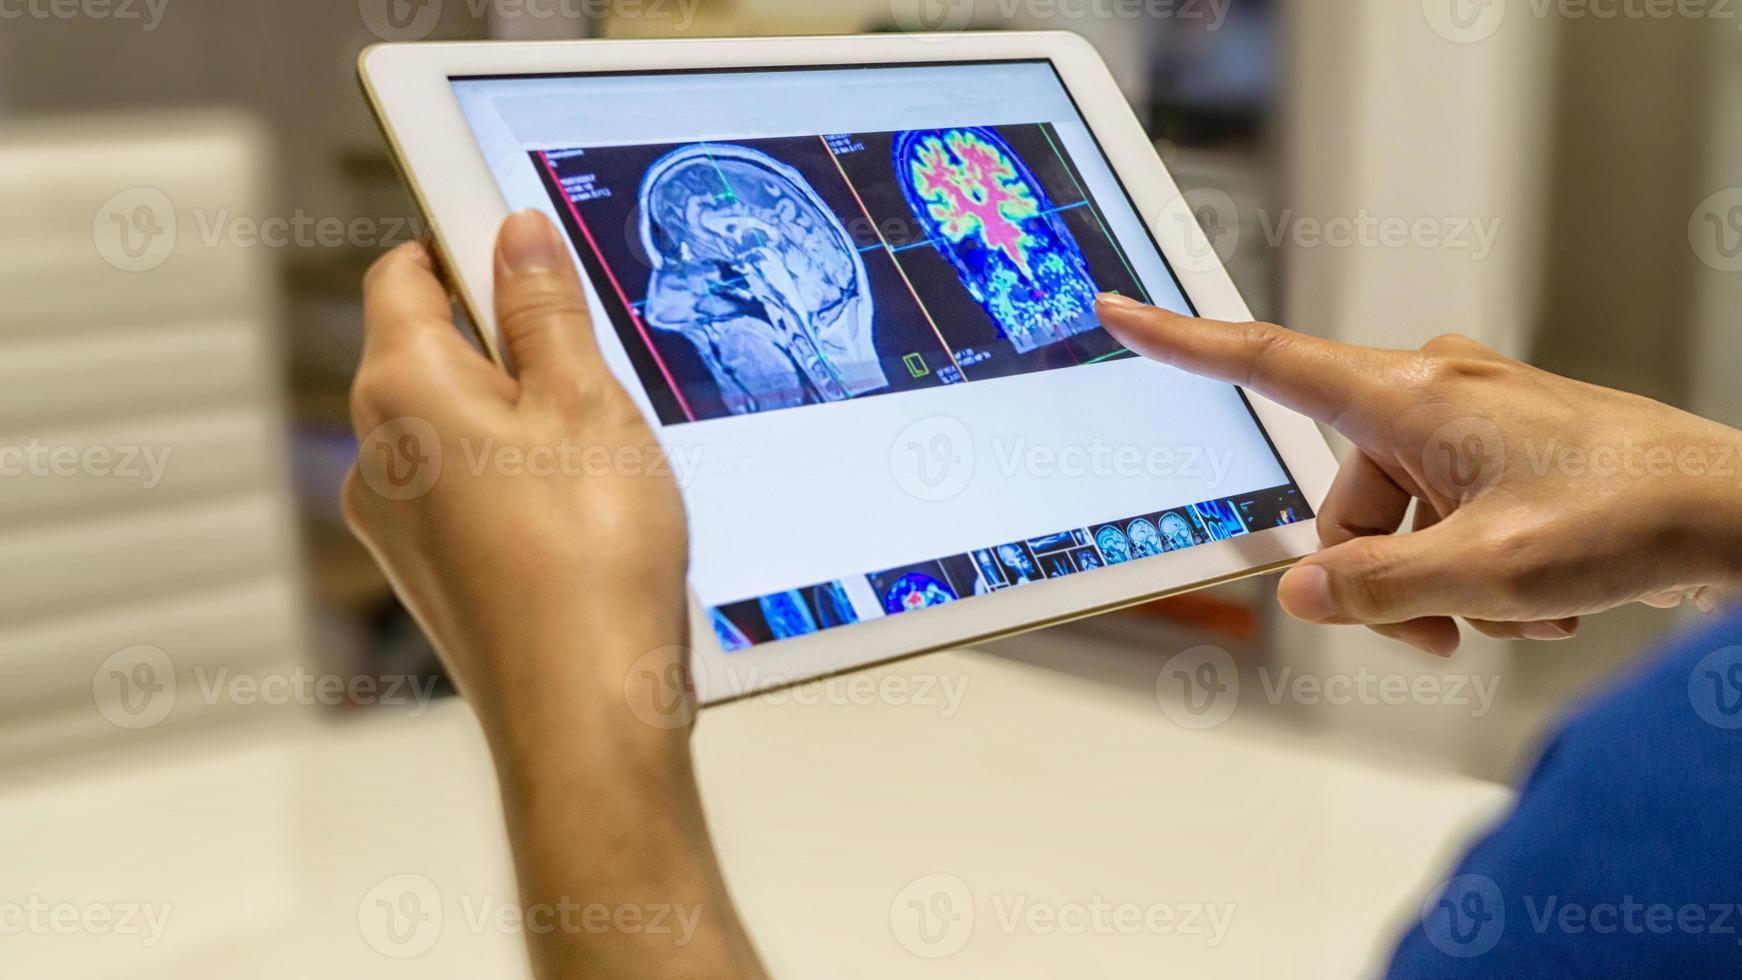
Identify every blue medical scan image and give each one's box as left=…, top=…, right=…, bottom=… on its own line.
left=880, top=572, right=957, bottom=615
left=809, top=581, right=859, bottom=628
left=534, top=123, right=1146, bottom=424
left=759, top=589, right=821, bottom=640
left=638, top=144, right=886, bottom=416
left=712, top=608, right=753, bottom=652
left=894, top=127, right=1101, bottom=354
left=1094, top=525, right=1134, bottom=564
left=996, top=543, right=1043, bottom=585
left=1158, top=511, right=1198, bottom=552
left=1192, top=499, right=1250, bottom=541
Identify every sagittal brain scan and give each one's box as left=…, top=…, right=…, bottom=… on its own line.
left=1094, top=525, right=1132, bottom=565
left=639, top=144, right=885, bottom=415
left=895, top=127, right=1100, bottom=354
left=1159, top=511, right=1197, bottom=552
left=533, top=122, right=1147, bottom=425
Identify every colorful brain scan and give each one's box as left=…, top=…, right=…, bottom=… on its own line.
left=1127, top=518, right=1163, bottom=559
left=883, top=572, right=957, bottom=614
left=1159, top=512, right=1197, bottom=552
left=895, top=127, right=1101, bottom=354
left=1094, top=525, right=1133, bottom=564
left=640, top=143, right=886, bottom=415
left=760, top=590, right=820, bottom=640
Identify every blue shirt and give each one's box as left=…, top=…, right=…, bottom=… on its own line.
left=1386, top=608, right=1742, bottom=977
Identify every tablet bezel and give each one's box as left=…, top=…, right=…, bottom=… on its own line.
left=359, top=32, right=1339, bottom=706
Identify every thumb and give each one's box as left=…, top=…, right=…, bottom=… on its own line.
left=1276, top=520, right=1482, bottom=626
left=492, top=210, right=603, bottom=390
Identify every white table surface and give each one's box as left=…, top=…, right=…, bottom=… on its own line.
left=0, top=648, right=1511, bottom=979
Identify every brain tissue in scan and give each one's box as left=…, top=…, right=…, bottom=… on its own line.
left=640, top=144, right=886, bottom=415
left=896, top=128, right=1101, bottom=354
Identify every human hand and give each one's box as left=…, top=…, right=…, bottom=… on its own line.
left=1095, top=294, right=1742, bottom=655
left=344, top=211, right=690, bottom=729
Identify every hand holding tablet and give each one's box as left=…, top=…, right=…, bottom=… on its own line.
left=360, top=32, right=1338, bottom=704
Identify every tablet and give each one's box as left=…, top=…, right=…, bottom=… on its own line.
left=360, top=32, right=1337, bottom=706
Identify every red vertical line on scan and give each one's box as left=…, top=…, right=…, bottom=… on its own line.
left=537, top=150, right=696, bottom=423
left=818, top=136, right=967, bottom=382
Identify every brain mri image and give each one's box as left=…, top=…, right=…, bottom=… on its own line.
left=1127, top=518, right=1163, bottom=559
left=640, top=143, right=887, bottom=415
left=1159, top=512, right=1197, bottom=552
left=883, top=572, right=957, bottom=615
left=895, top=127, right=1101, bottom=354
left=1094, top=525, right=1133, bottom=565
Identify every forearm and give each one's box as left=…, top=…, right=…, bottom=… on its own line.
left=472, top=602, right=768, bottom=980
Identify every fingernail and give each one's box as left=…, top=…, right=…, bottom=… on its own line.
left=1522, top=622, right=1574, bottom=641
left=1277, top=564, right=1338, bottom=622
left=1095, top=292, right=1145, bottom=310
left=501, top=210, right=562, bottom=273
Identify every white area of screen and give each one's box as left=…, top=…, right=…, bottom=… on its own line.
left=450, top=62, right=1290, bottom=607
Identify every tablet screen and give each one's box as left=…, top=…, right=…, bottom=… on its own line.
left=450, top=60, right=1310, bottom=650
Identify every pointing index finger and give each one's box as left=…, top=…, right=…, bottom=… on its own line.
left=1094, top=294, right=1402, bottom=427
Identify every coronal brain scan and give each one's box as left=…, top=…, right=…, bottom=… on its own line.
left=895, top=127, right=1101, bottom=354
left=639, top=143, right=886, bottom=415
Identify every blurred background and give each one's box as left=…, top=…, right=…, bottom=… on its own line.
left=2, top=1, right=1739, bottom=976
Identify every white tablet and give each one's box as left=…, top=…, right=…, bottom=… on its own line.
left=360, top=32, right=1337, bottom=706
